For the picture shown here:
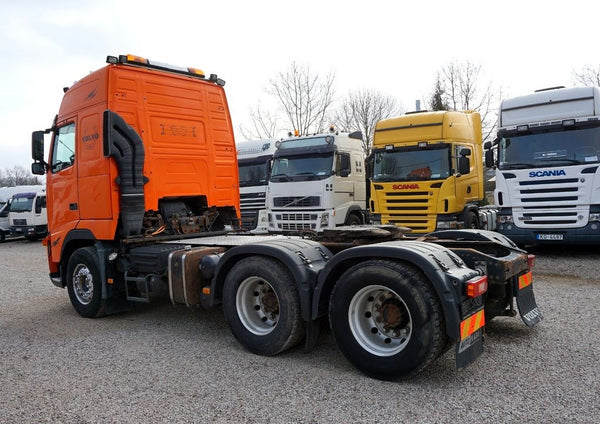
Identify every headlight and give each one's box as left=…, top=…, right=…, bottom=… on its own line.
left=497, top=215, right=514, bottom=224
left=320, top=213, right=329, bottom=227
left=589, top=213, right=600, bottom=222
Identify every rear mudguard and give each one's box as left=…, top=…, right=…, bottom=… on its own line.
left=425, top=229, right=542, bottom=326
left=312, top=240, right=481, bottom=341
left=210, top=238, right=331, bottom=322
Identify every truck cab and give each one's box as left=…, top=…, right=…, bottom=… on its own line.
left=369, top=110, right=488, bottom=233
left=236, top=139, right=277, bottom=233
left=489, top=86, right=600, bottom=244
left=31, top=54, right=240, bottom=282
left=267, top=130, right=367, bottom=233
left=8, top=190, right=47, bottom=240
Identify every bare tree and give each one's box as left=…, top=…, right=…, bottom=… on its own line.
left=238, top=102, right=280, bottom=140
left=572, top=64, right=600, bottom=86
left=0, top=166, right=40, bottom=186
left=431, top=61, right=500, bottom=142
left=267, top=62, right=336, bottom=135
left=333, top=88, right=403, bottom=155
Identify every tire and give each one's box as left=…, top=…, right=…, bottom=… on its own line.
left=465, top=211, right=479, bottom=229
left=345, top=213, right=362, bottom=226
left=223, top=256, right=304, bottom=356
left=329, top=260, right=446, bottom=380
left=66, top=247, right=106, bottom=318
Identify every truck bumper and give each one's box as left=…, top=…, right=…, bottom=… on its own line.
left=496, top=222, right=600, bottom=244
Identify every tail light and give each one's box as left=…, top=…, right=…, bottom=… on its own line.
left=466, top=275, right=488, bottom=298
left=527, top=254, right=536, bottom=269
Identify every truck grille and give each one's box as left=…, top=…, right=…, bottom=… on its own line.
left=13, top=219, right=27, bottom=226
left=379, top=191, right=435, bottom=232
left=280, top=223, right=316, bottom=231
left=513, top=178, right=582, bottom=226
left=273, top=196, right=320, bottom=207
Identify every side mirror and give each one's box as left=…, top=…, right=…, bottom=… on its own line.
left=485, top=149, right=495, bottom=168
left=32, top=131, right=45, bottom=161
left=458, top=157, right=470, bottom=175
left=339, top=154, right=351, bottom=177
left=31, top=161, right=46, bottom=175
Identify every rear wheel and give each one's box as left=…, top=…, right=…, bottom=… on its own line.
left=329, top=260, right=446, bottom=380
left=66, top=247, right=106, bottom=318
left=223, top=256, right=304, bottom=356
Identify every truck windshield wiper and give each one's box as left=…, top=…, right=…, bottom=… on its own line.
left=501, top=162, right=536, bottom=169
left=271, top=173, right=290, bottom=181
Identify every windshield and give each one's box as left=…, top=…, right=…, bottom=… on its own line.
left=372, top=146, right=451, bottom=182
left=238, top=161, right=270, bottom=187
left=499, top=127, right=600, bottom=170
left=271, top=153, right=334, bottom=182
left=10, top=197, right=34, bottom=212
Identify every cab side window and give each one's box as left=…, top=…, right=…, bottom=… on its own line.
left=51, top=123, right=76, bottom=173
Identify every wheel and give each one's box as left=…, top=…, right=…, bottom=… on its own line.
left=222, top=256, right=304, bottom=356
left=329, top=260, right=446, bottom=380
left=0, top=232, right=5, bottom=242
left=345, top=213, right=362, bottom=226
left=66, top=247, right=106, bottom=318
left=465, top=211, right=479, bottom=229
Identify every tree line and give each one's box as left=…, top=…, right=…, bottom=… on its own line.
left=240, top=61, right=600, bottom=156
left=0, top=166, right=41, bottom=187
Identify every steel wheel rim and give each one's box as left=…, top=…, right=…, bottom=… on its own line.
left=236, top=276, right=279, bottom=335
left=73, top=264, right=94, bottom=305
left=348, top=284, right=412, bottom=356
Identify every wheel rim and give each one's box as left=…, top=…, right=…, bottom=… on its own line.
left=236, top=276, right=279, bottom=335
left=348, top=285, right=412, bottom=356
left=72, top=264, right=94, bottom=305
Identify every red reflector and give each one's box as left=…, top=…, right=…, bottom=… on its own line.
left=466, top=275, right=488, bottom=298
left=527, top=254, right=536, bottom=269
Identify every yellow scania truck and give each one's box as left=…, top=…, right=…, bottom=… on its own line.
left=369, top=110, right=495, bottom=233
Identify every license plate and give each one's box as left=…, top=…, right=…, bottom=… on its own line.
left=536, top=233, right=563, bottom=241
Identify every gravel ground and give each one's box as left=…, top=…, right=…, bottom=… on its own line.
left=1, top=239, right=599, bottom=423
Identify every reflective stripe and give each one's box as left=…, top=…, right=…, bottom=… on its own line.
left=518, top=271, right=533, bottom=290
left=460, top=309, right=485, bottom=340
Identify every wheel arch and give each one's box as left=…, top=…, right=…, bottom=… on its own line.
left=344, top=206, right=365, bottom=224
left=211, top=239, right=329, bottom=322
left=57, top=229, right=97, bottom=288
left=312, top=241, right=469, bottom=340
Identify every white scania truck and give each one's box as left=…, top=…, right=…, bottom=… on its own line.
left=267, top=130, right=367, bottom=233
left=236, top=140, right=277, bottom=233
left=486, top=86, right=600, bottom=244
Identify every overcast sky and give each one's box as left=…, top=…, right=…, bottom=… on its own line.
left=1, top=0, right=598, bottom=170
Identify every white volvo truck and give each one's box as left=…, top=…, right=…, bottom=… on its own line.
left=267, top=130, right=367, bottom=233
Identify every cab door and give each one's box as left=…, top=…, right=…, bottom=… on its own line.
left=47, top=122, right=79, bottom=237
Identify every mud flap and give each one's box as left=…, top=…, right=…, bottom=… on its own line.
left=456, top=308, right=485, bottom=369
left=456, top=328, right=484, bottom=369
left=514, top=271, right=543, bottom=327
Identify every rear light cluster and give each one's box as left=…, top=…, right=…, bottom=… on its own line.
left=466, top=275, right=488, bottom=298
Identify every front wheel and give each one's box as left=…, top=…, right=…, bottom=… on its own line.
left=66, top=247, right=106, bottom=318
left=329, top=260, right=446, bottom=380
left=222, top=256, right=304, bottom=356
left=465, top=211, right=479, bottom=229
left=344, top=213, right=362, bottom=226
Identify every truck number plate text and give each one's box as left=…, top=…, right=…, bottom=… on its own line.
left=536, top=233, right=563, bottom=241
